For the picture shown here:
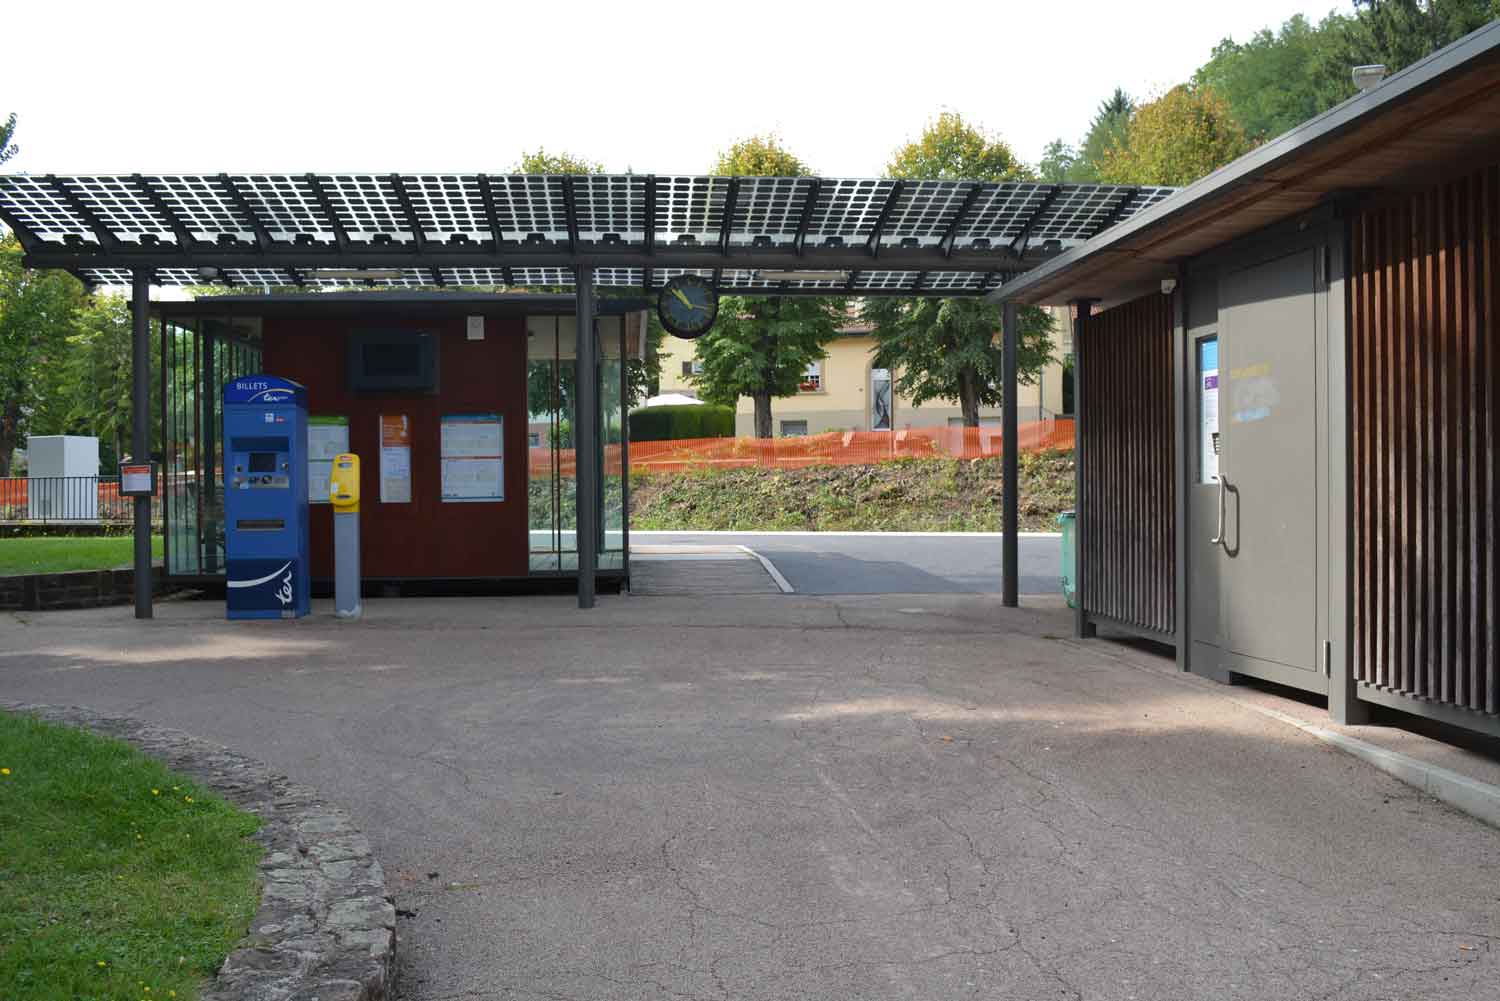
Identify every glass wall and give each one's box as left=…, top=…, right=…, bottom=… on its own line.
left=526, top=314, right=627, bottom=574
left=161, top=314, right=262, bottom=577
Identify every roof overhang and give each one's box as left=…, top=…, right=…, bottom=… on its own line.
left=0, top=172, right=1171, bottom=298
left=149, top=290, right=652, bottom=317
left=990, top=19, right=1500, bottom=307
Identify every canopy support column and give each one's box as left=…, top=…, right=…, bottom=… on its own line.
left=131, top=269, right=153, bottom=619
left=575, top=266, right=597, bottom=609
left=1001, top=299, right=1019, bottom=608
left=1070, top=299, right=1097, bottom=638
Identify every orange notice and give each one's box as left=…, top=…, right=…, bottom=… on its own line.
left=379, top=414, right=412, bottom=503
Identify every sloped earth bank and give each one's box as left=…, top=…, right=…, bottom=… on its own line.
left=628, top=450, right=1075, bottom=533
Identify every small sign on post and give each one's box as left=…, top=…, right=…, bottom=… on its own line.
left=118, top=461, right=156, bottom=497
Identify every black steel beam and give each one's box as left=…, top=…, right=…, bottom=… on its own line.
left=1001, top=298, right=1019, bottom=608
left=130, top=175, right=195, bottom=249
left=430, top=266, right=444, bottom=287
left=939, top=182, right=986, bottom=258
left=389, top=174, right=426, bottom=252
left=560, top=176, right=580, bottom=256
left=793, top=179, right=821, bottom=256
left=844, top=269, right=860, bottom=293
left=217, top=175, right=275, bottom=252
left=718, top=177, right=740, bottom=256
left=866, top=180, right=905, bottom=258
left=285, top=267, right=301, bottom=285
left=711, top=267, right=722, bottom=293
left=131, top=268, right=153, bottom=619
left=476, top=174, right=504, bottom=249
left=501, top=266, right=515, bottom=288
left=305, top=174, right=351, bottom=254
left=643, top=174, right=656, bottom=256
left=1089, top=186, right=1140, bottom=238
left=1009, top=185, right=1062, bottom=257
left=575, top=266, right=597, bottom=609
left=0, top=202, right=40, bottom=253
left=20, top=244, right=1047, bottom=275
left=45, top=175, right=119, bottom=248
left=642, top=266, right=653, bottom=295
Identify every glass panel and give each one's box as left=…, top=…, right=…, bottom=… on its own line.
left=598, top=317, right=625, bottom=568
left=527, top=316, right=578, bottom=572
left=1197, top=336, right=1220, bottom=484
left=871, top=368, right=893, bottom=430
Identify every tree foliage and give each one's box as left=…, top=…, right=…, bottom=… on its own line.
left=865, top=113, right=1052, bottom=426
left=0, top=113, right=17, bottom=166
left=689, top=296, right=847, bottom=438
left=886, top=111, right=1032, bottom=182
left=513, top=148, right=604, bottom=174
left=710, top=135, right=811, bottom=177
left=1097, top=84, right=1252, bottom=187
left=1049, top=88, right=1135, bottom=183
left=0, top=236, right=89, bottom=475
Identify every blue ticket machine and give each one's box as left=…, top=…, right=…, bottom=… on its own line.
left=223, top=375, right=310, bottom=619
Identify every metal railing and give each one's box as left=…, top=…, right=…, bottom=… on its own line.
left=0, top=476, right=163, bottom=525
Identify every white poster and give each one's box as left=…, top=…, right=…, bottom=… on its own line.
left=1199, top=339, right=1220, bottom=483
left=307, top=416, right=349, bottom=504
left=380, top=414, right=412, bottom=504
left=441, top=413, right=504, bottom=502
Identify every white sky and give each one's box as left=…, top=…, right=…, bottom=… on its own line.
left=7, top=0, right=1350, bottom=177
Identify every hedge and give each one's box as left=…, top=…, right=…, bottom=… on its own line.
left=629, top=403, right=736, bottom=442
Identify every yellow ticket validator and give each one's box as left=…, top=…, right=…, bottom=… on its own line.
left=329, top=453, right=360, bottom=512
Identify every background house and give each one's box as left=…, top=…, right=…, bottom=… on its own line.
left=657, top=305, right=1073, bottom=437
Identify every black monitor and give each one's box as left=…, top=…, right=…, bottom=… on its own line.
left=347, top=330, right=439, bottom=393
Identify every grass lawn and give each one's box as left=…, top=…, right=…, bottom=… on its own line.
left=0, top=535, right=164, bottom=576
left=0, top=711, right=262, bottom=1001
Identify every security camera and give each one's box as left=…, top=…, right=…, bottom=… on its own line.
left=1160, top=278, right=1177, bottom=295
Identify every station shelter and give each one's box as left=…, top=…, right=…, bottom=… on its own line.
left=991, top=21, right=1500, bottom=739
left=0, top=170, right=1172, bottom=611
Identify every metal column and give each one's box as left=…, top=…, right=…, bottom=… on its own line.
left=574, top=266, right=597, bottom=609
left=131, top=269, right=153, bottom=619
left=1001, top=300, right=1019, bottom=607
left=1070, top=299, right=1097, bottom=638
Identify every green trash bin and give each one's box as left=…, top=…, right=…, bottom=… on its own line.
left=1057, top=510, right=1077, bottom=608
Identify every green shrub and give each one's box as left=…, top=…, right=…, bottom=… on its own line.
left=629, top=404, right=735, bottom=442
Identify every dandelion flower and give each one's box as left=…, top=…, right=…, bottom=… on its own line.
left=97, top=960, right=107, bottom=967
left=184, top=796, right=193, bottom=803
left=151, top=788, right=160, bottom=796
left=1, top=767, right=10, bottom=776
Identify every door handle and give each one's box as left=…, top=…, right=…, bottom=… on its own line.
left=1210, top=475, right=1227, bottom=546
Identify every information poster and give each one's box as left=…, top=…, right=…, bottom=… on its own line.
left=307, top=416, right=349, bottom=504
left=379, top=414, right=412, bottom=503
left=440, top=413, right=504, bottom=502
left=1199, top=338, right=1220, bottom=483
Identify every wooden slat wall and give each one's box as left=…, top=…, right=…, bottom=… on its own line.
left=1350, top=163, right=1498, bottom=717
left=1078, top=294, right=1176, bottom=635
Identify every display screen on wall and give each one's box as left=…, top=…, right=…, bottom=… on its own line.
left=348, top=331, right=438, bottom=392
left=1198, top=337, right=1220, bottom=483
left=307, top=416, right=349, bottom=504
left=440, top=414, right=504, bottom=502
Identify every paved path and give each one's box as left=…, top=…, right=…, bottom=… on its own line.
left=633, top=531, right=1062, bottom=595
left=2, top=594, right=1497, bottom=1000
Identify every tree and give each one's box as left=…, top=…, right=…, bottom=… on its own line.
left=0, top=235, right=87, bottom=475
left=1037, top=139, right=1078, bottom=183
left=687, top=136, right=838, bottom=438
left=1193, top=15, right=1328, bottom=140
left=0, top=113, right=17, bottom=165
left=513, top=148, right=604, bottom=174
left=710, top=134, right=809, bottom=176
left=887, top=111, right=1031, bottom=182
left=1097, top=84, right=1252, bottom=186
left=863, top=113, right=1054, bottom=426
left=48, top=295, right=138, bottom=467
left=689, top=296, right=847, bottom=438
left=1067, top=88, right=1134, bottom=182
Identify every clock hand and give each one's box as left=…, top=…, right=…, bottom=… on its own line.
left=672, top=287, right=693, bottom=308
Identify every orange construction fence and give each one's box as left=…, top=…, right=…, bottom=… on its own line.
left=532, top=417, right=1074, bottom=477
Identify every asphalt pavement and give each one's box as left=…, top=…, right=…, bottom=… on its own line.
left=3, top=593, right=1497, bottom=1000
left=632, top=531, right=1063, bottom=595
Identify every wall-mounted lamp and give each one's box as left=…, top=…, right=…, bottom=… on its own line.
left=1352, top=64, right=1387, bottom=93
left=1160, top=278, right=1178, bottom=295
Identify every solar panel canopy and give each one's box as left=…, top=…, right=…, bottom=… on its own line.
left=0, top=173, right=1174, bottom=296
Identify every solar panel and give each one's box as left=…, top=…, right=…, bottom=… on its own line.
left=0, top=173, right=1175, bottom=293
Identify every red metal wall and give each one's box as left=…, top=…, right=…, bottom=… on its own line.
left=1350, top=163, right=1499, bottom=717
left=1078, top=294, right=1176, bottom=635
left=261, top=311, right=530, bottom=580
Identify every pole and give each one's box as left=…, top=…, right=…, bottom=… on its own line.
left=1001, top=300, right=1019, bottom=607
left=131, top=269, right=153, bottom=619
left=1070, top=299, right=1097, bottom=638
left=575, top=266, right=597, bottom=609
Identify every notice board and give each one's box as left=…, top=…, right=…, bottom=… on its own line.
left=440, top=413, right=504, bottom=502
left=307, top=416, right=349, bottom=504
left=379, top=414, right=412, bottom=503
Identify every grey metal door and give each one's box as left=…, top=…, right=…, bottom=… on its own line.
left=1200, top=248, right=1326, bottom=690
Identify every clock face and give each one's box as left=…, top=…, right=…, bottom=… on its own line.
left=657, top=274, right=719, bottom=338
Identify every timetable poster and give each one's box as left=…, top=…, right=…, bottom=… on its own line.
left=307, top=416, right=349, bottom=504
left=440, top=414, right=504, bottom=502
left=379, top=414, right=412, bottom=503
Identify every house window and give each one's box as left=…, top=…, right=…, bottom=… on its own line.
left=681, top=359, right=704, bottom=377
left=780, top=420, right=809, bottom=437
left=799, top=361, right=822, bottom=392
left=528, top=431, right=541, bottom=447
